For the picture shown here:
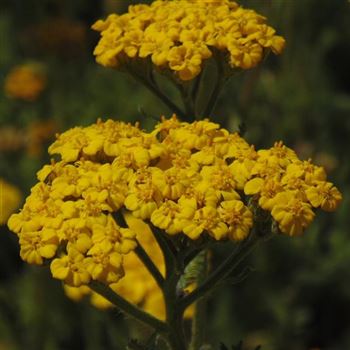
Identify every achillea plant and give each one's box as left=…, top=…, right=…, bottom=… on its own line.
left=6, top=1, right=342, bottom=349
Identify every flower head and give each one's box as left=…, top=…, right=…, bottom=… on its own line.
left=8, top=116, right=342, bottom=308
left=92, top=0, right=285, bottom=80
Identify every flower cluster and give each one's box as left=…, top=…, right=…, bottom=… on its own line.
left=0, top=179, right=21, bottom=225
left=9, top=116, right=341, bottom=250
left=243, top=142, right=342, bottom=236
left=64, top=215, right=168, bottom=319
left=92, top=0, right=285, bottom=80
left=4, top=64, right=47, bottom=102
left=8, top=121, right=140, bottom=287
left=8, top=116, right=341, bottom=292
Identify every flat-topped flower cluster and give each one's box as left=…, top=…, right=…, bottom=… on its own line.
left=92, top=0, right=285, bottom=80
left=8, top=116, right=341, bottom=291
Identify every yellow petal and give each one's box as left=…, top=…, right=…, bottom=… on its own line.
left=244, top=178, right=264, bottom=195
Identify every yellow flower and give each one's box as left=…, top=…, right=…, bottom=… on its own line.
left=0, top=178, right=21, bottom=225
left=50, top=246, right=91, bottom=286
left=90, top=214, right=136, bottom=254
left=152, top=167, right=190, bottom=200
left=85, top=244, right=124, bottom=284
left=151, top=200, right=186, bottom=235
left=200, top=164, right=237, bottom=198
left=271, top=192, right=315, bottom=236
left=4, top=64, right=46, bottom=101
left=228, top=40, right=263, bottom=69
left=64, top=214, right=173, bottom=320
left=286, top=160, right=326, bottom=185
left=306, top=182, right=342, bottom=212
left=182, top=206, right=227, bottom=240
left=257, top=141, right=298, bottom=168
left=19, top=228, right=58, bottom=265
left=125, top=168, right=162, bottom=219
left=167, top=43, right=210, bottom=81
left=58, top=218, right=92, bottom=253
left=218, top=200, right=253, bottom=240
left=7, top=114, right=342, bottom=306
left=92, top=0, right=285, bottom=80
left=139, top=32, right=173, bottom=66
left=244, top=177, right=284, bottom=211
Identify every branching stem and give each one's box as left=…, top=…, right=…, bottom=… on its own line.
left=125, top=65, right=187, bottom=119
left=179, top=234, right=260, bottom=311
left=134, top=240, right=165, bottom=291
left=89, top=281, right=168, bottom=334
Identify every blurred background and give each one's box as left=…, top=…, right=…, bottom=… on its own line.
left=0, top=0, right=349, bottom=349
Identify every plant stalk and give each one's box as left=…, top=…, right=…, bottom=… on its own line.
left=179, top=234, right=260, bottom=311
left=188, top=250, right=209, bottom=350
left=134, top=241, right=165, bottom=291
left=126, top=66, right=187, bottom=119
left=89, top=281, right=168, bottom=335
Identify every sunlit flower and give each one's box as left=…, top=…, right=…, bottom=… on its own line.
left=271, top=192, right=315, bottom=236
left=92, top=0, right=285, bottom=80
left=8, top=115, right=342, bottom=302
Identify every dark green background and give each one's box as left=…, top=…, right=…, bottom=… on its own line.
left=0, top=0, right=349, bottom=349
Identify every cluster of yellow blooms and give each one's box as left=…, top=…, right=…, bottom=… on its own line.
left=92, top=0, right=285, bottom=80
left=65, top=214, right=168, bottom=319
left=0, top=179, right=21, bottom=225
left=4, top=64, right=47, bottom=102
left=7, top=116, right=341, bottom=313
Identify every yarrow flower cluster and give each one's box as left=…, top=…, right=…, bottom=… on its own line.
left=64, top=215, right=168, bottom=319
left=92, top=0, right=285, bottom=80
left=0, top=179, right=21, bottom=225
left=8, top=117, right=342, bottom=292
left=4, top=64, right=47, bottom=102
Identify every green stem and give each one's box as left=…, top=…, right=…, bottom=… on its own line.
left=202, top=57, right=226, bottom=118
left=164, top=274, right=187, bottom=350
left=134, top=240, right=165, bottom=291
left=188, top=250, right=208, bottom=350
left=89, top=281, right=168, bottom=334
left=191, top=73, right=203, bottom=119
left=178, top=84, right=195, bottom=122
left=125, top=66, right=187, bottom=119
left=148, top=222, right=180, bottom=278
left=179, top=234, right=260, bottom=311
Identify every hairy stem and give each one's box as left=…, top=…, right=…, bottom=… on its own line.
left=164, top=274, right=187, bottom=350
left=134, top=240, right=165, bottom=291
left=89, top=281, right=168, bottom=334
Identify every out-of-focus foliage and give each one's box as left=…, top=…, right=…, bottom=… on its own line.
left=0, top=0, right=349, bottom=349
